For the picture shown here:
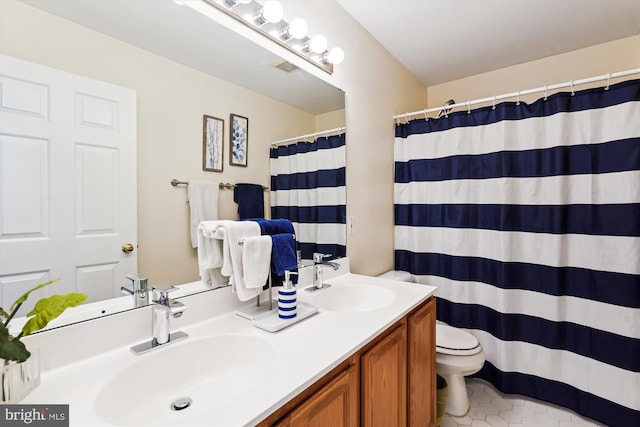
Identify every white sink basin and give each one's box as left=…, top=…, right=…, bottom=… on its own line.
left=312, top=284, right=396, bottom=312
left=94, top=335, right=273, bottom=425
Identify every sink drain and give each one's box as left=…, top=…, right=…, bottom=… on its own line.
left=171, top=397, right=192, bottom=411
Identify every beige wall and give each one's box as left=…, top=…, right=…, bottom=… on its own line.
left=0, top=0, right=322, bottom=284
left=428, top=36, right=640, bottom=110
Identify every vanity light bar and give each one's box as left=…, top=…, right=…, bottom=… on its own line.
left=202, top=0, right=343, bottom=74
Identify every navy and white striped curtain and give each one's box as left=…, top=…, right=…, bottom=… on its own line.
left=394, top=80, right=640, bottom=427
left=270, top=133, right=346, bottom=260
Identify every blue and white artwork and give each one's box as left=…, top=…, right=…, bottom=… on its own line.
left=203, top=115, right=223, bottom=172
left=230, top=114, right=248, bottom=167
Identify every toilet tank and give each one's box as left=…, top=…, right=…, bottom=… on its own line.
left=377, top=270, right=415, bottom=283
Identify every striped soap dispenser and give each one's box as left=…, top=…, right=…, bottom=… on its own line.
left=278, top=270, right=297, bottom=319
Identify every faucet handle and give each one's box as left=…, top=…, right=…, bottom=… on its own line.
left=312, top=253, right=332, bottom=263
left=125, top=274, right=148, bottom=291
left=152, top=285, right=178, bottom=303
left=122, top=274, right=149, bottom=307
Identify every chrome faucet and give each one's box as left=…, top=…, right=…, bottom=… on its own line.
left=306, top=253, right=341, bottom=292
left=131, top=285, right=188, bottom=355
left=121, top=274, right=149, bottom=308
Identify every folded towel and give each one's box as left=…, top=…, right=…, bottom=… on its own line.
left=233, top=183, right=264, bottom=219
left=189, top=180, right=219, bottom=248
left=212, top=220, right=262, bottom=301
left=271, top=233, right=298, bottom=285
left=242, top=236, right=272, bottom=289
left=196, top=221, right=227, bottom=288
left=251, top=218, right=295, bottom=236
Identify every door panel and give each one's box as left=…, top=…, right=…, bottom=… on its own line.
left=0, top=55, right=137, bottom=313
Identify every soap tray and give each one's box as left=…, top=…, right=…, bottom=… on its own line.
left=251, top=301, right=319, bottom=332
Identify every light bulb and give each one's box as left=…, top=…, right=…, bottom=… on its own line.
left=309, top=35, right=327, bottom=54
left=326, top=47, right=345, bottom=65
left=288, top=18, right=308, bottom=39
left=262, top=0, right=283, bottom=23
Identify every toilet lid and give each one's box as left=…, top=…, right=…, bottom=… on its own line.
left=436, top=324, right=481, bottom=355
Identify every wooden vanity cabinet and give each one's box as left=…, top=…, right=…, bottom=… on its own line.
left=274, top=362, right=359, bottom=427
left=361, top=296, right=436, bottom=427
left=361, top=322, right=407, bottom=426
left=408, top=297, right=437, bottom=427
left=258, top=297, right=435, bottom=427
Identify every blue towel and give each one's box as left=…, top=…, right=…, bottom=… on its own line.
left=251, top=218, right=295, bottom=236
left=271, top=233, right=298, bottom=285
left=244, top=219, right=297, bottom=286
left=233, top=184, right=264, bottom=219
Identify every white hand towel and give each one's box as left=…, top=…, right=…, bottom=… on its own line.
left=242, top=236, right=272, bottom=289
left=213, top=220, right=262, bottom=301
left=189, top=180, right=219, bottom=248
left=197, top=221, right=228, bottom=288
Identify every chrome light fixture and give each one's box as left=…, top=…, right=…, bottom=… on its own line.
left=202, top=0, right=344, bottom=74
left=223, top=0, right=251, bottom=7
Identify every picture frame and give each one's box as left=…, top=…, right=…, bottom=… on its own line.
left=230, top=113, right=248, bottom=167
left=203, top=115, right=224, bottom=172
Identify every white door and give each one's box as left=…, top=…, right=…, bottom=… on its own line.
left=0, top=55, right=137, bottom=314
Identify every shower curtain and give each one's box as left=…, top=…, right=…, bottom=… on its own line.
left=394, top=80, right=640, bottom=427
left=270, top=133, right=346, bottom=260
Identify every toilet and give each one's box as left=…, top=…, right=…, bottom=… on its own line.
left=378, top=270, right=486, bottom=416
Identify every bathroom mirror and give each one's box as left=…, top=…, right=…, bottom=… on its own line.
left=1, top=0, right=345, bottom=331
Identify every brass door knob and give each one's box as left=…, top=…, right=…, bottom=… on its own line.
left=122, top=243, right=135, bottom=253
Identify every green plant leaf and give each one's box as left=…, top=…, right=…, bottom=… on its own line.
left=0, top=308, right=9, bottom=319
left=0, top=323, right=30, bottom=362
left=9, top=279, right=60, bottom=313
left=21, top=293, right=88, bottom=337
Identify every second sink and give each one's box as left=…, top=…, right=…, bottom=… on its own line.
left=311, top=284, right=396, bottom=312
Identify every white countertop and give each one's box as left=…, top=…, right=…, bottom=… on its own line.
left=22, top=269, right=436, bottom=426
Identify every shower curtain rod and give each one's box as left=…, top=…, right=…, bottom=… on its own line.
left=393, top=68, right=640, bottom=121
left=270, top=126, right=346, bottom=147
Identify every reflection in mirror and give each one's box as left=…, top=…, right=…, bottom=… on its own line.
left=270, top=131, right=347, bottom=260
left=0, top=0, right=344, bottom=332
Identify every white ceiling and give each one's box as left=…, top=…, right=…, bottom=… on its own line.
left=337, top=0, right=640, bottom=86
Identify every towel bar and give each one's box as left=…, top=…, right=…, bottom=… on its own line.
left=170, top=179, right=267, bottom=190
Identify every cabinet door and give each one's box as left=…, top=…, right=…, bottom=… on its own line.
left=361, top=323, right=407, bottom=427
left=408, top=297, right=436, bottom=427
left=281, top=364, right=359, bottom=427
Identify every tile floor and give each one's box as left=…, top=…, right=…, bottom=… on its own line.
left=440, top=379, right=605, bottom=427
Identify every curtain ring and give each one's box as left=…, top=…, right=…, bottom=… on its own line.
left=395, top=115, right=400, bottom=126
left=405, top=113, right=410, bottom=124
left=543, top=85, right=548, bottom=101
left=605, top=73, right=610, bottom=90
left=570, top=80, right=575, bottom=96
left=516, top=90, right=521, bottom=106
left=467, top=100, right=471, bottom=114
left=492, top=95, right=496, bottom=110
left=424, top=110, right=429, bottom=121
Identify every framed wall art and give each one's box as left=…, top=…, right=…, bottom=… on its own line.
left=230, top=113, right=248, bottom=167
left=203, top=115, right=224, bottom=172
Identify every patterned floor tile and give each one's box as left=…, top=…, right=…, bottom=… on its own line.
left=441, top=379, right=603, bottom=427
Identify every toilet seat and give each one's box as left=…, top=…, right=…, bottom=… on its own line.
left=436, top=324, right=481, bottom=356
